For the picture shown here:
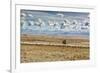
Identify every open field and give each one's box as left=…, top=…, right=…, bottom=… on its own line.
left=21, top=34, right=89, bottom=63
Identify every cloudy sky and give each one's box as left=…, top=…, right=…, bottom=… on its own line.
left=20, top=9, right=90, bottom=36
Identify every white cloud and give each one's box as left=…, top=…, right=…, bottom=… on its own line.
left=57, top=13, right=64, bottom=18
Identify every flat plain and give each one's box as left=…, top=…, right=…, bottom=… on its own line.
left=21, top=34, right=89, bottom=63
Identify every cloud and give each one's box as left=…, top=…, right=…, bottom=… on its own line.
left=57, top=13, right=64, bottom=18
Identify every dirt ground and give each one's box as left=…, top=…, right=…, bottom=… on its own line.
left=20, top=35, right=89, bottom=63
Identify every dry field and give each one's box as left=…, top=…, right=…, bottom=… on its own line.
left=20, top=34, right=89, bottom=63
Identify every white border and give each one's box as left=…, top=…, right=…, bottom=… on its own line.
left=11, top=4, right=96, bottom=73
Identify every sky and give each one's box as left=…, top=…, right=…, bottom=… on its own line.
left=20, top=9, right=90, bottom=36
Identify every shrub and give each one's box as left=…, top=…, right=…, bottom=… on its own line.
left=62, top=40, right=66, bottom=44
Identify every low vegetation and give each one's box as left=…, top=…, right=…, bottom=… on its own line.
left=21, top=34, right=89, bottom=63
